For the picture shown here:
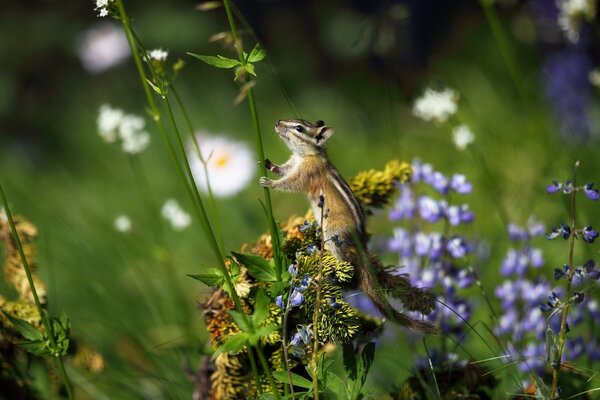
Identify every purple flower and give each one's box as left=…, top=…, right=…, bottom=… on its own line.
left=417, top=196, right=443, bottom=223
left=546, top=224, right=571, bottom=240
left=389, top=185, right=415, bottom=221
left=542, top=49, right=593, bottom=143
left=298, top=220, right=313, bottom=232
left=430, top=172, right=449, bottom=194
left=508, top=223, right=527, bottom=241
left=583, top=183, right=599, bottom=201
left=329, top=296, right=342, bottom=309
left=306, top=244, right=318, bottom=255
left=289, top=289, right=304, bottom=307
left=495, top=280, right=520, bottom=308
left=429, top=233, right=445, bottom=260
left=562, top=180, right=574, bottom=194
left=296, top=275, right=311, bottom=292
left=528, top=219, right=546, bottom=237
left=411, top=159, right=434, bottom=183
left=547, top=180, right=562, bottom=194
left=288, top=264, right=298, bottom=276
left=446, top=204, right=474, bottom=226
left=389, top=228, right=412, bottom=257
left=582, top=226, right=599, bottom=243
left=501, top=249, right=528, bottom=276
left=528, top=248, right=544, bottom=268
left=275, top=295, right=284, bottom=309
left=447, top=236, right=469, bottom=258
left=450, top=174, right=472, bottom=194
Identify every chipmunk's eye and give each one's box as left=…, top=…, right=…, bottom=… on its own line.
left=294, top=125, right=304, bottom=132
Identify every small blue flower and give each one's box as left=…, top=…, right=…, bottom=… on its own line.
left=298, top=220, right=313, bottom=232
left=554, top=267, right=567, bottom=280
left=329, top=295, right=342, bottom=309
left=546, top=291, right=560, bottom=308
left=450, top=174, right=472, bottom=194
left=546, top=224, right=571, bottom=240
left=508, top=223, right=527, bottom=242
left=417, top=196, right=443, bottom=223
left=330, top=235, right=343, bottom=247
left=389, top=185, right=415, bottom=221
left=582, top=226, right=599, bottom=243
left=563, top=180, right=574, bottom=194
left=288, top=264, right=298, bottom=276
left=447, top=236, right=469, bottom=258
left=430, top=171, right=449, bottom=194
left=289, top=290, right=304, bottom=307
left=547, top=180, right=562, bottom=194
left=296, top=274, right=311, bottom=292
left=583, top=183, right=599, bottom=201
left=275, top=295, right=284, bottom=309
left=306, top=244, right=318, bottom=255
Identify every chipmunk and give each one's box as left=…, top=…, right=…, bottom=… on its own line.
left=260, top=119, right=436, bottom=333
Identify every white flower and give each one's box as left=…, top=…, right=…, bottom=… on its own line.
left=95, top=0, right=111, bottom=18
left=148, top=48, right=168, bottom=62
left=161, top=199, right=191, bottom=231
left=188, top=134, right=256, bottom=197
left=556, top=0, right=596, bottom=43
left=114, top=215, right=132, bottom=232
left=97, top=105, right=150, bottom=153
left=77, top=23, right=129, bottom=73
left=589, top=68, right=600, bottom=88
left=97, top=104, right=124, bottom=143
left=412, top=87, right=458, bottom=123
left=452, top=124, right=475, bottom=150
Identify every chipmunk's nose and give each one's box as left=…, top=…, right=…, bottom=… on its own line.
left=275, top=120, right=282, bottom=127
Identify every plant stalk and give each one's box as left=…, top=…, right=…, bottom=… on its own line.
left=0, top=183, right=74, bottom=400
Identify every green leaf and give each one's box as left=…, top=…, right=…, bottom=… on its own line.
left=234, top=66, right=246, bottom=81
left=145, top=79, right=166, bottom=97
left=211, top=332, right=248, bottom=360
left=2, top=311, right=43, bottom=341
left=227, top=310, right=252, bottom=332
left=248, top=43, right=266, bottom=62
left=245, top=63, right=256, bottom=77
left=252, top=289, right=270, bottom=326
left=359, top=342, right=376, bottom=384
left=187, top=269, right=224, bottom=287
left=21, top=340, right=51, bottom=356
left=187, top=53, right=240, bottom=69
left=231, top=252, right=277, bottom=281
left=342, top=343, right=357, bottom=380
left=267, top=281, right=289, bottom=297
left=272, top=371, right=313, bottom=389
left=248, top=324, right=279, bottom=345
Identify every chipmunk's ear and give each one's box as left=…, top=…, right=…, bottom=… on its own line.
left=314, top=126, right=334, bottom=145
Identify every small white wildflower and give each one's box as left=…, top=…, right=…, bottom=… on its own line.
left=114, top=215, right=132, bottom=233
left=97, top=104, right=124, bottom=143
left=589, top=68, right=600, bottom=88
left=188, top=134, right=256, bottom=197
left=556, top=0, right=596, bottom=43
left=148, top=48, right=168, bottom=62
left=161, top=199, right=191, bottom=231
left=452, top=124, right=475, bottom=150
left=412, top=87, right=458, bottom=123
left=77, top=22, right=129, bottom=73
left=121, top=131, right=150, bottom=154
left=97, top=105, right=151, bottom=153
left=95, top=0, right=111, bottom=18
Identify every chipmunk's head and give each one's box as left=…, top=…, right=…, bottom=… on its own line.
left=274, top=119, right=334, bottom=155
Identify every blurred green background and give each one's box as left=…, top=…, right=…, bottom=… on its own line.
left=1, top=0, right=600, bottom=398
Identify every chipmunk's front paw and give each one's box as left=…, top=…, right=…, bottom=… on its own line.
left=265, top=158, right=275, bottom=172
left=259, top=177, right=273, bottom=187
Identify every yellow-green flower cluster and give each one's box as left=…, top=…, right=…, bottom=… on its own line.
left=349, top=159, right=412, bottom=211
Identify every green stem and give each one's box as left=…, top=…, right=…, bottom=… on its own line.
left=479, top=1, right=526, bottom=103
left=256, top=345, right=281, bottom=400
left=311, top=199, right=326, bottom=400
left=115, top=0, right=263, bottom=388
left=221, top=0, right=283, bottom=282
left=550, top=164, right=579, bottom=399
left=0, top=183, right=74, bottom=400
left=170, top=85, right=225, bottom=252
left=247, top=346, right=264, bottom=394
